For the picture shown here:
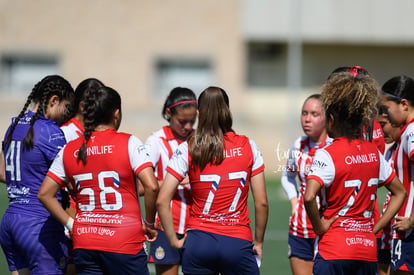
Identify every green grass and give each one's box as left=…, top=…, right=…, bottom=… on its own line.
left=0, top=177, right=389, bottom=274
left=253, top=177, right=292, bottom=274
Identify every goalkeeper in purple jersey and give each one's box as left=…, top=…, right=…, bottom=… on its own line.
left=0, top=75, right=74, bottom=275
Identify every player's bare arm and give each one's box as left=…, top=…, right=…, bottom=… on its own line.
left=304, top=179, right=337, bottom=235
left=156, top=172, right=186, bottom=249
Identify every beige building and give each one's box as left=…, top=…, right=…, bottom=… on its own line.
left=1, top=0, right=414, bottom=177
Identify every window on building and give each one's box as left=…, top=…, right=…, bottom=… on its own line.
left=0, top=55, right=59, bottom=95
left=154, top=59, right=214, bottom=98
left=247, top=42, right=287, bottom=87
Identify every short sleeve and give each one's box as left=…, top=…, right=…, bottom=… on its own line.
left=145, top=133, right=161, bottom=167
left=38, top=122, right=66, bottom=162
left=47, top=146, right=69, bottom=185
left=307, top=149, right=335, bottom=188
left=129, top=135, right=153, bottom=174
left=378, top=150, right=395, bottom=186
left=249, top=138, right=265, bottom=175
left=166, top=142, right=189, bottom=181
left=406, top=125, right=414, bottom=160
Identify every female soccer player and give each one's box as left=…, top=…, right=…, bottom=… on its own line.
left=60, top=77, right=105, bottom=275
left=60, top=77, right=105, bottom=142
left=380, top=75, right=414, bottom=274
left=304, top=70, right=407, bottom=275
left=157, top=86, right=269, bottom=275
left=38, top=85, right=159, bottom=275
left=376, top=112, right=401, bottom=275
left=145, top=87, right=197, bottom=275
left=281, top=93, right=332, bottom=275
left=0, top=75, right=74, bottom=275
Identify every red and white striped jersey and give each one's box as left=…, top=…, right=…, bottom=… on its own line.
left=47, top=128, right=153, bottom=254
left=281, top=135, right=332, bottom=238
left=60, top=117, right=84, bottom=142
left=308, top=137, right=395, bottom=261
left=145, top=126, right=191, bottom=234
left=166, top=132, right=265, bottom=242
left=380, top=142, right=397, bottom=249
left=392, top=120, right=414, bottom=239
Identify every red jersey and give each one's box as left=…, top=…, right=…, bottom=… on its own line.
left=146, top=126, right=191, bottom=234
left=166, top=132, right=265, bottom=242
left=47, top=129, right=153, bottom=254
left=372, top=119, right=386, bottom=155
left=308, top=137, right=394, bottom=261
left=281, top=135, right=332, bottom=238
left=393, top=120, right=414, bottom=239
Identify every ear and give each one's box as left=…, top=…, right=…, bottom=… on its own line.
left=165, top=108, right=172, bottom=119
left=48, top=95, right=60, bottom=107
left=327, top=113, right=334, bottom=127
left=111, top=109, right=122, bottom=130
left=400, top=99, right=410, bottom=111
left=113, top=108, right=122, bottom=126
left=114, top=109, right=120, bottom=120
left=78, top=101, right=84, bottom=113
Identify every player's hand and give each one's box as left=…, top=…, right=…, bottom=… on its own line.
left=252, top=241, right=263, bottom=267
left=315, top=215, right=338, bottom=235
left=393, top=216, right=414, bottom=232
left=179, top=175, right=190, bottom=186
left=143, top=223, right=158, bottom=242
left=290, top=197, right=298, bottom=217
left=169, top=233, right=186, bottom=249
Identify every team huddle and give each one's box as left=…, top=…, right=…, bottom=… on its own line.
left=0, top=78, right=267, bottom=275
left=282, top=67, right=414, bottom=275
left=0, top=66, right=412, bottom=275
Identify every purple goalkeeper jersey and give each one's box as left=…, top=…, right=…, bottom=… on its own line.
left=2, top=111, right=66, bottom=217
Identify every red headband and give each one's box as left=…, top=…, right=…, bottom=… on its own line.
left=168, top=100, right=197, bottom=109
left=348, top=66, right=362, bottom=78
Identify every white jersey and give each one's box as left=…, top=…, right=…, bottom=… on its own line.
left=60, top=117, right=84, bottom=142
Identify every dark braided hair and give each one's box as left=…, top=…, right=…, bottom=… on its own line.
left=61, top=78, right=105, bottom=125
left=77, top=86, right=121, bottom=164
left=5, top=75, right=74, bottom=149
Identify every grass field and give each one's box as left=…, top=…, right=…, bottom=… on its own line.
left=0, top=177, right=389, bottom=274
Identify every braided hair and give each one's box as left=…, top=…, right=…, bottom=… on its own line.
left=77, top=85, right=121, bottom=164
left=321, top=69, right=379, bottom=139
left=60, top=78, right=105, bottom=125
left=5, top=75, right=74, bottom=149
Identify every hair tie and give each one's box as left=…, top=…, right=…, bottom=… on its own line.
left=348, top=66, right=362, bottom=78
left=168, top=100, right=197, bottom=109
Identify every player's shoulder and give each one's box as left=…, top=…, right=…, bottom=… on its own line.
left=36, top=117, right=65, bottom=138
left=225, top=131, right=250, bottom=144
left=289, top=135, right=307, bottom=150
left=325, top=136, right=334, bottom=146
left=146, top=127, right=166, bottom=142
left=37, top=115, right=59, bottom=127
left=403, top=121, right=414, bottom=137
left=116, top=131, right=142, bottom=144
